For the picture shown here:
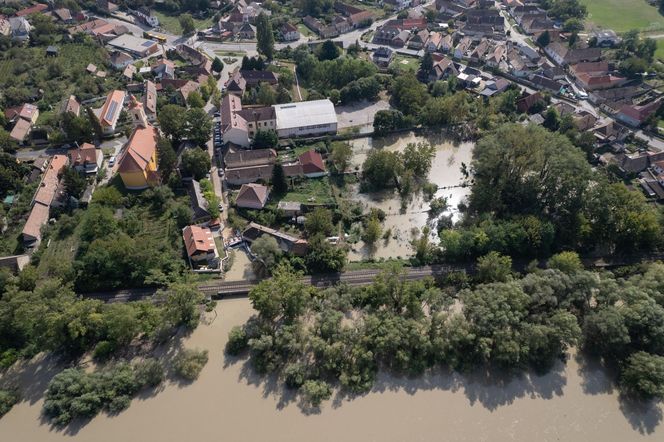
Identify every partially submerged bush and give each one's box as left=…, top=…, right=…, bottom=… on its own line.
left=174, top=348, right=209, bottom=381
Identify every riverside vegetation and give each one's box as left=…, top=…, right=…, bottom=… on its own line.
left=227, top=257, right=664, bottom=407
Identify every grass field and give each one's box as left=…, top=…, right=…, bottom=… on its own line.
left=153, top=11, right=213, bottom=35
left=281, top=177, right=335, bottom=205
left=389, top=54, right=420, bottom=73
left=581, top=0, right=664, bottom=33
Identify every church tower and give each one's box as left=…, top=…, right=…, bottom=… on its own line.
left=128, top=94, right=148, bottom=128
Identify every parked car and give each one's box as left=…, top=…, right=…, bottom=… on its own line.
left=109, top=156, right=116, bottom=166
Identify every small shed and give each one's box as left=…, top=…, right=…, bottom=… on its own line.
left=46, top=45, right=59, bottom=57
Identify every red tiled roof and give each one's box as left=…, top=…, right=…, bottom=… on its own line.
left=117, top=125, right=158, bottom=173
left=34, top=155, right=68, bottom=206
left=16, top=3, right=48, bottom=17
left=183, top=225, right=215, bottom=257
left=68, top=143, right=98, bottom=167
left=236, top=183, right=269, bottom=208
left=299, top=150, right=325, bottom=175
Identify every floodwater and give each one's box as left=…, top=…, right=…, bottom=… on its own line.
left=1, top=298, right=662, bottom=442
left=223, top=248, right=255, bottom=282
left=347, top=132, right=474, bottom=260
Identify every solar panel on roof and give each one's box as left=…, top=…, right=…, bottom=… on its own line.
left=142, top=41, right=155, bottom=47
left=105, top=101, right=118, bottom=121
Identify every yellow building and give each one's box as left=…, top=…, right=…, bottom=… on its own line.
left=117, top=96, right=159, bottom=190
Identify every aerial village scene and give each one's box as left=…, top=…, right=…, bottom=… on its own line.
left=2, top=0, right=664, bottom=440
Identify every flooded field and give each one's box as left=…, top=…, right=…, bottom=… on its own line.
left=1, top=298, right=662, bottom=442
left=347, top=132, right=474, bottom=260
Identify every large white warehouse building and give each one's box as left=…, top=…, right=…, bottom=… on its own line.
left=273, top=99, right=338, bottom=138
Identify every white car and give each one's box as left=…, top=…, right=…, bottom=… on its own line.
left=109, top=156, right=116, bottom=167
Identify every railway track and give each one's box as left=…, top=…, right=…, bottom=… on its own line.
left=85, top=253, right=664, bottom=303
left=87, top=265, right=468, bottom=303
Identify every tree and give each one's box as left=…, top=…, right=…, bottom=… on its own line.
left=180, top=148, right=211, bottom=180
left=418, top=51, right=434, bottom=81
left=621, top=352, right=664, bottom=399
left=62, top=113, right=93, bottom=142
left=256, top=12, right=275, bottom=60
left=179, top=14, right=196, bottom=36
left=185, top=108, right=212, bottom=147
left=187, top=91, right=205, bottom=108
left=305, top=234, right=346, bottom=273
left=305, top=207, right=334, bottom=236
left=582, top=307, right=630, bottom=357
left=271, top=162, right=288, bottom=195
left=547, top=251, right=582, bottom=273
left=563, top=18, right=584, bottom=33
left=391, top=72, right=428, bottom=115
left=300, top=379, right=332, bottom=406
left=249, top=263, right=309, bottom=322
left=158, top=104, right=187, bottom=141
left=255, top=82, right=277, bottom=105
left=542, top=107, right=560, bottom=131
left=403, top=142, right=436, bottom=176
left=317, top=40, right=340, bottom=61
left=476, top=251, right=512, bottom=283
left=157, top=138, right=177, bottom=181
left=61, top=166, right=86, bottom=199
left=160, top=283, right=203, bottom=329
left=253, top=129, right=278, bottom=149
left=0, top=389, right=19, bottom=417
left=212, top=57, right=224, bottom=73
left=536, top=30, right=551, bottom=47
left=330, top=142, right=352, bottom=172
left=251, top=235, right=282, bottom=274
left=373, top=109, right=407, bottom=136
left=468, top=124, right=591, bottom=248
left=362, top=149, right=402, bottom=190
left=362, top=216, right=382, bottom=246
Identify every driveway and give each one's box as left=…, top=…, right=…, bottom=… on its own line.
left=336, top=99, right=390, bottom=132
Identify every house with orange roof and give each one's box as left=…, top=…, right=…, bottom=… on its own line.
left=143, top=80, right=157, bottom=123
left=95, top=90, right=126, bottom=136
left=117, top=96, right=159, bottom=189
left=182, top=225, right=219, bottom=269
left=236, top=183, right=269, bottom=209
left=22, top=155, right=69, bottom=246
left=15, top=3, right=48, bottom=17
left=69, top=143, right=103, bottom=174
left=5, top=103, right=39, bottom=144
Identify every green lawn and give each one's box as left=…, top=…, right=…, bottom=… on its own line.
left=153, top=11, right=214, bottom=35
left=581, top=0, right=664, bottom=33
left=389, top=54, right=420, bottom=73
left=656, top=39, right=664, bottom=60
left=297, top=23, right=314, bottom=37
left=281, top=177, right=335, bottom=205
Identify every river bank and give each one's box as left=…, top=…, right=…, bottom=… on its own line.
left=1, top=298, right=662, bottom=441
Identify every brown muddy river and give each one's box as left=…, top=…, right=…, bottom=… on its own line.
left=1, top=298, right=662, bottom=442
left=347, top=132, right=474, bottom=260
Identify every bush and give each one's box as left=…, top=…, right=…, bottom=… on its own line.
left=174, top=348, right=209, bottom=381
left=300, top=379, right=332, bottom=406
left=43, top=362, right=153, bottom=426
left=0, top=388, right=19, bottom=417
left=134, top=359, right=165, bottom=388
left=284, top=362, right=307, bottom=389
left=621, top=352, right=664, bottom=399
left=226, top=326, right=248, bottom=356
left=93, top=340, right=115, bottom=361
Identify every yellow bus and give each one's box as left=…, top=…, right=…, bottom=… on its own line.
left=143, top=31, right=167, bottom=44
